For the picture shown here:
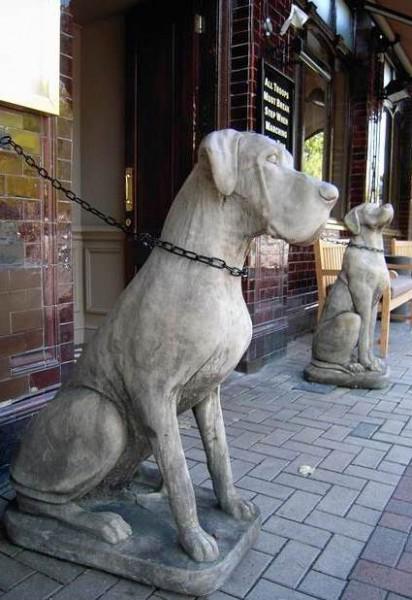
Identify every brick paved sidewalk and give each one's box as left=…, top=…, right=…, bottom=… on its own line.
left=2, top=322, right=412, bottom=600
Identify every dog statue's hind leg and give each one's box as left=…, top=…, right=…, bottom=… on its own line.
left=11, top=388, right=132, bottom=544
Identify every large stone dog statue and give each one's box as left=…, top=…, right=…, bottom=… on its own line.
left=8, top=129, right=338, bottom=562
left=305, top=202, right=393, bottom=389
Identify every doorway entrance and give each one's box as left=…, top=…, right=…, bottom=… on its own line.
left=73, top=0, right=225, bottom=344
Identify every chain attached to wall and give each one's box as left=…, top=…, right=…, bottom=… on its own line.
left=0, top=133, right=248, bottom=278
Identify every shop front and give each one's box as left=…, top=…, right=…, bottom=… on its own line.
left=1, top=0, right=412, bottom=477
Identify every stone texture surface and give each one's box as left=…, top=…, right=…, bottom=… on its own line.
left=4, top=482, right=261, bottom=596
left=2, top=322, right=412, bottom=598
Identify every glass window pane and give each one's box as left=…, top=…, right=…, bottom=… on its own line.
left=314, top=0, right=333, bottom=27
left=302, top=67, right=329, bottom=181
left=336, top=0, right=354, bottom=49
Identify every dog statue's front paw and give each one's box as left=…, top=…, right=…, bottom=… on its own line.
left=367, top=357, right=385, bottom=372
left=347, top=362, right=365, bottom=374
left=221, top=496, right=259, bottom=521
left=179, top=525, right=219, bottom=562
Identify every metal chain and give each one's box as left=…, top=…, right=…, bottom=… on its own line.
left=321, top=236, right=384, bottom=254
left=0, top=134, right=247, bottom=278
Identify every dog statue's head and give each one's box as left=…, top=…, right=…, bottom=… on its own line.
left=344, top=202, right=394, bottom=235
left=198, top=129, right=338, bottom=245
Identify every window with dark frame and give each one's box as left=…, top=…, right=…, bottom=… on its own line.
left=298, top=28, right=350, bottom=221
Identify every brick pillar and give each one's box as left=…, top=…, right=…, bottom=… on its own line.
left=231, top=0, right=292, bottom=371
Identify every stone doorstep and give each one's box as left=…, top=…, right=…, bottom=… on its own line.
left=3, top=483, right=261, bottom=597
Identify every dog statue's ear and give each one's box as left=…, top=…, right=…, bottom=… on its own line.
left=344, top=205, right=361, bottom=235
left=199, top=129, right=242, bottom=196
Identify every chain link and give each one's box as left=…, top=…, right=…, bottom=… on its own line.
left=0, top=134, right=248, bottom=278
left=321, top=236, right=384, bottom=254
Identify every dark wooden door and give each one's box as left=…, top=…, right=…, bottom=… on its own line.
left=125, top=0, right=220, bottom=278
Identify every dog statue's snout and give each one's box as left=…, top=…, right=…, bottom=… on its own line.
left=319, top=183, right=339, bottom=204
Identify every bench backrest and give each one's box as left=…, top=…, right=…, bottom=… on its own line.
left=391, top=239, right=412, bottom=258
left=314, top=238, right=349, bottom=319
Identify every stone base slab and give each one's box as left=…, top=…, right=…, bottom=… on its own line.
left=4, top=469, right=261, bottom=596
left=304, top=362, right=390, bottom=389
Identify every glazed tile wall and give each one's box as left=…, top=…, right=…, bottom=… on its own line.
left=231, top=0, right=293, bottom=371
left=0, top=2, right=74, bottom=406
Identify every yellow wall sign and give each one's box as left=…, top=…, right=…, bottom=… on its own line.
left=0, top=0, right=60, bottom=115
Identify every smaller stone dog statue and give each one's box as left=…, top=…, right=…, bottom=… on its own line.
left=305, top=202, right=393, bottom=389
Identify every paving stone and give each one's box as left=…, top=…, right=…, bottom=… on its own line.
left=314, top=534, right=364, bottom=579
left=386, top=498, right=412, bottom=518
left=283, top=441, right=331, bottom=458
left=374, top=432, right=412, bottom=447
left=385, top=448, right=412, bottom=469
left=345, top=465, right=401, bottom=486
left=228, top=446, right=270, bottom=465
left=284, top=453, right=326, bottom=475
left=379, top=512, right=412, bottom=533
left=379, top=420, right=405, bottom=435
left=320, top=451, right=356, bottom=473
left=310, top=468, right=366, bottom=491
left=314, top=438, right=362, bottom=455
left=246, top=578, right=315, bottom=600
left=0, top=552, right=33, bottom=591
left=298, top=570, right=346, bottom=600
left=261, top=429, right=295, bottom=446
left=236, top=476, right=293, bottom=500
left=252, top=444, right=298, bottom=461
left=322, top=425, right=353, bottom=441
left=0, top=572, right=62, bottom=600
left=350, top=423, right=380, bottom=439
left=99, top=579, right=153, bottom=600
left=397, top=552, right=412, bottom=573
left=263, top=540, right=320, bottom=588
left=274, top=472, right=330, bottom=495
left=154, top=591, right=194, bottom=600
left=264, top=515, right=331, bottom=548
left=347, top=437, right=391, bottom=452
left=252, top=530, right=287, bottom=556
left=353, top=448, right=386, bottom=468
left=348, top=403, right=375, bottom=417
left=291, top=427, right=324, bottom=443
left=250, top=494, right=283, bottom=522
left=221, top=549, right=273, bottom=598
left=393, top=474, right=412, bottom=501
left=276, top=490, right=321, bottom=522
left=247, top=458, right=288, bottom=481
left=375, top=400, right=397, bottom=413
left=380, top=461, right=406, bottom=475
left=317, top=486, right=359, bottom=517
left=15, top=549, right=83, bottom=585
left=207, top=591, right=239, bottom=600
left=351, top=559, right=412, bottom=597
left=357, top=481, right=395, bottom=510
left=50, top=569, right=118, bottom=600
left=231, top=432, right=266, bottom=450
left=292, top=381, right=336, bottom=394
left=341, top=580, right=387, bottom=600
left=346, top=505, right=381, bottom=526
left=306, top=510, right=374, bottom=542
left=362, top=526, right=407, bottom=567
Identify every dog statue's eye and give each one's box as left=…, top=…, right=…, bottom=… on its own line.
left=267, top=154, right=278, bottom=164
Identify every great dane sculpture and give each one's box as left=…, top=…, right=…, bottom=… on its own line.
left=8, top=130, right=338, bottom=562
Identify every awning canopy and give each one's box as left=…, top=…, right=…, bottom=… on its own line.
left=364, top=1, right=412, bottom=73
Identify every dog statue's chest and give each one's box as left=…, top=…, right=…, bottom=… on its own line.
left=178, top=304, right=252, bottom=413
